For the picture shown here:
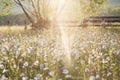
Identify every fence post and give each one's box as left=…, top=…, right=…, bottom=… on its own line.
left=7, top=20, right=10, bottom=26
left=24, top=19, right=27, bottom=30
left=7, top=20, right=11, bottom=31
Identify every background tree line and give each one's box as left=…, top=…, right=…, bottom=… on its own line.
left=0, top=5, right=120, bottom=26
left=0, top=13, right=30, bottom=26
left=0, top=0, right=120, bottom=28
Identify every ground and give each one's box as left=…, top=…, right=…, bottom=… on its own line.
left=0, top=26, right=120, bottom=80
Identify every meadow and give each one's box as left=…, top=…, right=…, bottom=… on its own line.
left=0, top=26, right=120, bottom=80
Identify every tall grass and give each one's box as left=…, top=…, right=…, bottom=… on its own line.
left=0, top=26, right=119, bottom=80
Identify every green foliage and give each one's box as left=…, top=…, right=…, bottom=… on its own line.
left=0, top=0, right=12, bottom=16
left=79, top=0, right=109, bottom=17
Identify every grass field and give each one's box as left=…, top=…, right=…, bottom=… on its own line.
left=0, top=26, right=120, bottom=80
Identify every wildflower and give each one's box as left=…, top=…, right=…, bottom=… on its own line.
left=0, top=34, right=3, bottom=39
left=80, top=60, right=84, bottom=64
left=75, top=67, right=79, bottom=70
left=44, top=63, right=48, bottom=68
left=13, top=64, right=17, bottom=68
left=52, top=77, right=57, bottom=80
left=40, top=64, right=44, bottom=69
left=89, top=75, right=95, bottom=80
left=0, top=61, right=3, bottom=64
left=96, top=74, right=100, bottom=79
left=27, top=48, right=32, bottom=54
left=58, top=78, right=63, bottom=80
left=0, top=64, right=4, bottom=69
left=34, top=60, right=39, bottom=66
left=36, top=52, right=40, bottom=57
left=106, top=57, right=110, bottom=61
left=0, top=75, right=8, bottom=80
left=21, top=52, right=26, bottom=57
left=75, top=53, right=80, bottom=59
left=44, top=56, right=47, bottom=61
left=36, top=74, right=42, bottom=79
left=49, top=71, right=54, bottom=76
left=2, top=57, right=8, bottom=61
left=99, top=52, right=103, bottom=57
left=23, top=61, right=29, bottom=67
left=3, top=45, right=9, bottom=51
left=43, top=67, right=49, bottom=71
left=33, top=77, right=38, bottom=80
left=113, top=50, right=120, bottom=55
left=85, top=67, right=95, bottom=73
left=20, top=73, right=25, bottom=77
left=102, top=45, right=106, bottom=49
left=107, top=72, right=112, bottom=77
left=62, top=69, right=69, bottom=75
left=85, top=67, right=89, bottom=72
left=102, top=59, right=108, bottom=64
left=15, top=51, right=20, bottom=59
left=65, top=75, right=72, bottom=78
left=45, top=77, right=48, bottom=80
left=22, top=76, right=28, bottom=80
left=88, top=58, right=92, bottom=64
left=51, top=60, right=56, bottom=65
left=2, top=69, right=8, bottom=73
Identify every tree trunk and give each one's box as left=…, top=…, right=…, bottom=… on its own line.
left=17, top=0, right=34, bottom=24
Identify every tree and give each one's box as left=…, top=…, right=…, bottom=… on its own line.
left=0, top=0, right=12, bottom=16
left=0, top=0, right=109, bottom=29
left=78, top=0, right=108, bottom=18
left=12, top=0, right=67, bottom=29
